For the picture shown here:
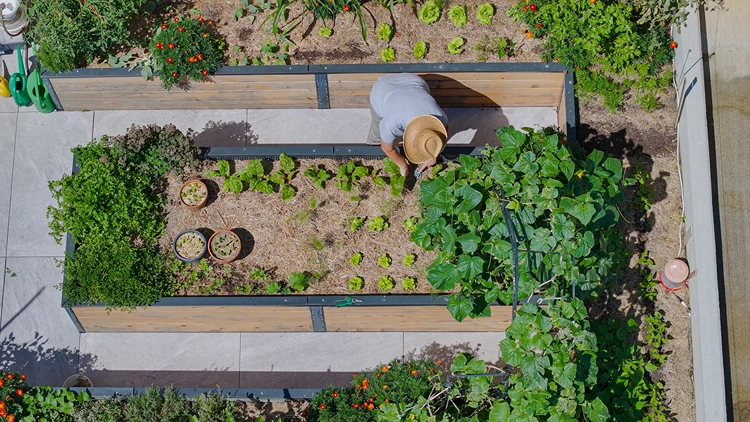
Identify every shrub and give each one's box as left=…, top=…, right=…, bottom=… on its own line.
left=124, top=387, right=191, bottom=422
left=448, top=5, right=467, bottom=28
left=192, top=392, right=237, bottom=421
left=0, top=371, right=28, bottom=420
left=27, top=0, right=145, bottom=72
left=413, top=41, right=428, bottom=59
left=418, top=0, right=442, bottom=24
left=151, top=15, right=225, bottom=90
left=72, top=397, right=125, bottom=422
left=21, top=386, right=91, bottom=421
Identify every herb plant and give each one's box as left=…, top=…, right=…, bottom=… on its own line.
left=402, top=277, right=416, bottom=290
left=368, top=216, right=389, bottom=232
left=267, top=153, right=298, bottom=200
left=378, top=275, right=395, bottom=291
left=210, top=232, right=239, bottom=259
left=266, top=282, right=282, bottom=294
left=378, top=254, right=392, bottom=268
left=476, top=3, right=494, bottom=25
left=448, top=5, right=467, bottom=28
left=151, top=15, right=225, bottom=90
left=624, top=162, right=653, bottom=211
left=349, top=252, right=363, bottom=267
left=348, top=276, right=364, bottom=291
left=411, top=126, right=624, bottom=321
left=304, top=164, right=333, bottom=189
left=403, top=253, right=416, bottom=266
left=335, top=160, right=370, bottom=192
left=413, top=41, right=428, bottom=59
left=448, top=37, right=465, bottom=55
left=180, top=181, right=207, bottom=206
left=418, top=0, right=442, bottom=24
left=380, top=47, right=396, bottom=62
left=175, top=232, right=205, bottom=260
left=377, top=23, right=394, bottom=41
left=350, top=217, right=366, bottom=233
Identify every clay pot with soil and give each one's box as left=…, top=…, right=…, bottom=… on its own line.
left=173, top=230, right=207, bottom=263
left=208, top=229, right=242, bottom=263
left=179, top=180, right=208, bottom=209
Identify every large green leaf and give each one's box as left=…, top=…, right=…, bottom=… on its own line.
left=500, top=337, right=525, bottom=366
left=585, top=150, right=605, bottom=173
left=455, top=184, right=483, bottom=214
left=490, top=162, right=515, bottom=185
left=457, top=254, right=484, bottom=279
left=460, top=155, right=482, bottom=176
left=279, top=153, right=295, bottom=172
left=559, top=197, right=596, bottom=226
left=281, top=184, right=296, bottom=200
left=427, top=262, right=459, bottom=290
left=383, top=157, right=401, bottom=175
left=489, top=401, right=510, bottom=422
left=603, top=157, right=623, bottom=182
left=411, top=225, right=433, bottom=250
left=513, top=151, right=539, bottom=174
left=583, top=398, right=610, bottom=422
left=551, top=214, right=575, bottom=239
left=484, top=238, right=512, bottom=260
left=456, top=232, right=481, bottom=253
left=447, top=294, right=473, bottom=322
left=217, top=160, right=231, bottom=178
left=539, top=153, right=560, bottom=178
left=224, top=176, right=243, bottom=193
left=245, top=159, right=264, bottom=177
left=432, top=189, right=457, bottom=213
left=559, top=159, right=574, bottom=181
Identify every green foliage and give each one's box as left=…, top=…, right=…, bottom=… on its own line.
left=21, top=386, right=91, bottom=421
left=381, top=158, right=406, bottom=196
left=378, top=254, right=392, bottom=268
left=576, top=70, right=625, bottom=113
left=72, top=397, right=125, bottom=422
left=402, top=277, right=416, bottom=290
left=637, top=251, right=659, bottom=301
left=308, top=359, right=439, bottom=421
left=304, top=0, right=369, bottom=43
left=413, top=41, right=428, bottom=59
left=348, top=276, right=364, bottom=291
left=48, top=125, right=198, bottom=309
left=624, top=162, right=654, bottom=211
left=403, top=253, right=416, bottom=266
left=448, top=37, right=465, bottom=55
left=27, top=0, right=145, bottom=72
left=205, top=155, right=296, bottom=198
left=448, top=5, right=467, bottom=28
left=476, top=3, right=494, bottom=25
left=124, top=387, right=191, bottom=422
left=251, top=40, right=290, bottom=66
left=350, top=217, right=366, bottom=233
left=349, top=252, right=363, bottom=267
left=378, top=23, right=394, bottom=41
left=191, top=392, right=237, bottom=421
left=318, top=27, right=333, bottom=37
left=474, top=35, right=516, bottom=62
left=288, top=272, right=311, bottom=292
left=304, top=164, right=333, bottom=189
left=265, top=281, right=282, bottom=294
left=623, top=0, right=700, bottom=29
left=380, top=47, right=396, bottom=62
left=335, top=160, right=370, bottom=192
left=645, top=311, right=668, bottom=365
left=312, top=236, right=325, bottom=251
left=378, top=275, right=395, bottom=291
left=508, top=0, right=675, bottom=112
left=151, top=15, right=226, bottom=90
left=418, top=0, right=442, bottom=24
left=403, top=217, right=418, bottom=233
left=411, top=126, right=624, bottom=321
left=368, top=216, right=389, bottom=232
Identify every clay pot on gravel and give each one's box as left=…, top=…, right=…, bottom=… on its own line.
left=179, top=179, right=208, bottom=209
left=173, top=229, right=207, bottom=263
left=208, top=229, right=242, bottom=264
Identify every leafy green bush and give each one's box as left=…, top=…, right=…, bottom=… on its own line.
left=0, top=371, right=28, bottom=419
left=411, top=126, right=624, bottom=321
left=418, top=0, right=442, bottom=24
left=413, top=41, right=428, bottom=59
left=380, top=47, right=396, bottom=62
left=448, top=5, right=467, bottom=28
left=151, top=15, right=226, bottom=90
left=448, top=37, right=465, bottom=55
left=27, top=0, right=145, bottom=72
left=192, top=392, right=237, bottom=421
left=124, top=387, right=191, bottom=422
left=476, top=3, right=494, bottom=25
left=72, top=397, right=125, bottom=422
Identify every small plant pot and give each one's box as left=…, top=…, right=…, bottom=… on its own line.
left=173, top=229, right=207, bottom=263
left=208, top=229, right=242, bottom=264
left=179, top=179, right=209, bottom=210
left=62, top=374, right=93, bottom=388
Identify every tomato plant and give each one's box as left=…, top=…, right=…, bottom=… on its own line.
left=411, top=126, right=625, bottom=321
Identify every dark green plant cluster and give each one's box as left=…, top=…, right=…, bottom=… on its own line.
left=508, top=0, right=676, bottom=112
left=411, top=126, right=624, bottom=321
left=26, top=0, right=145, bottom=72
left=48, top=124, right=198, bottom=309
left=151, top=14, right=226, bottom=90
left=204, top=155, right=297, bottom=199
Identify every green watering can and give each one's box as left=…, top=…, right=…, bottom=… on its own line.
left=9, top=45, right=31, bottom=107
left=26, top=45, right=55, bottom=113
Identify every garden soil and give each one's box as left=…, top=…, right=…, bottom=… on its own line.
left=236, top=400, right=309, bottom=421
left=161, top=158, right=440, bottom=295
left=579, top=94, right=696, bottom=422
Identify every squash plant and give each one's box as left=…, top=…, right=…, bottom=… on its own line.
left=411, top=126, right=624, bottom=321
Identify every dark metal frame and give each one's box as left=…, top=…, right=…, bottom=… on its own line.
left=66, top=387, right=318, bottom=400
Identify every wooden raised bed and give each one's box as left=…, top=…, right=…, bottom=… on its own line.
left=59, top=63, right=574, bottom=334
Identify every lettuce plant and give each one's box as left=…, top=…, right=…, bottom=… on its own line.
left=413, top=41, right=428, bottom=59
left=448, top=37, right=465, bottom=55
left=476, top=3, right=494, bottom=25
left=418, top=0, right=442, bottom=24
left=448, top=5, right=467, bottom=28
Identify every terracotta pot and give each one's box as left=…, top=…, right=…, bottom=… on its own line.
left=179, top=179, right=209, bottom=210
left=173, top=229, right=207, bottom=263
left=208, top=229, right=242, bottom=264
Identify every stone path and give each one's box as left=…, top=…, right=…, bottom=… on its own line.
left=0, top=53, right=559, bottom=388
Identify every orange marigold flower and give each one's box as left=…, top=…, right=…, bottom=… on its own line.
left=0, top=379, right=5, bottom=386
left=15, top=389, right=23, bottom=397
left=0, top=409, right=5, bottom=417
left=178, top=26, right=185, bottom=32
left=6, top=374, right=13, bottom=379
left=429, top=368, right=434, bottom=373
left=174, top=16, right=180, bottom=22
left=376, top=373, right=381, bottom=378
left=381, top=385, right=388, bottom=390
left=437, top=360, right=443, bottom=365
left=319, top=404, right=326, bottom=409
left=203, top=33, right=209, bottom=37
left=208, top=20, right=213, bottom=25
left=411, top=370, right=417, bottom=375
left=197, top=53, right=204, bottom=60
left=7, top=414, right=15, bottom=422
left=168, top=43, right=174, bottom=49
left=198, top=16, right=205, bottom=23
left=333, top=391, right=339, bottom=398
left=381, top=366, right=388, bottom=373
left=201, top=69, right=208, bottom=76
left=167, top=58, right=173, bottom=63
left=172, top=71, right=178, bottom=77
left=343, top=4, right=349, bottom=10
left=353, top=403, right=360, bottom=408
left=0, top=402, right=5, bottom=409
left=161, top=23, right=167, bottom=29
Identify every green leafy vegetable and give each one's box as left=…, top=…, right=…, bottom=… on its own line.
left=318, top=27, right=332, bottom=37
left=448, top=5, right=467, bottom=28
left=403, top=217, right=418, bottom=232
left=403, top=253, right=416, bottom=266
left=380, top=47, right=396, bottom=62
left=265, top=282, right=281, bottom=294
left=368, top=216, right=389, bottom=232
left=288, top=272, right=311, bottom=292
left=378, top=275, right=395, bottom=291
left=378, top=254, right=392, bottom=268
left=448, top=37, right=465, bottom=54
left=304, top=164, right=333, bottom=189
left=350, top=252, right=363, bottom=267
left=413, top=41, right=428, bottom=59
left=418, top=0, right=442, bottom=24
left=476, top=3, right=494, bottom=25
left=348, top=276, right=364, bottom=291
left=350, top=217, right=366, bottom=233
left=402, top=277, right=416, bottom=290
left=377, top=23, right=393, bottom=41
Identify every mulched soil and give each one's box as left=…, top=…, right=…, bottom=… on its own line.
left=161, top=158, right=439, bottom=295
left=236, top=400, right=309, bottom=421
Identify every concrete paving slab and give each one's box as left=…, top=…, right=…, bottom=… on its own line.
left=445, top=107, right=557, bottom=145
left=6, top=111, right=93, bottom=257
left=93, top=109, right=248, bottom=147
left=80, top=333, right=241, bottom=388
left=0, top=256, right=4, bottom=325
left=0, top=113, right=16, bottom=257
left=403, top=333, right=506, bottom=364
left=240, top=333, right=403, bottom=372
left=0, top=257, right=81, bottom=386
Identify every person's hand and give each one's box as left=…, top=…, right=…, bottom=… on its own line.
left=398, top=162, right=409, bottom=177
left=416, top=157, right=437, bottom=174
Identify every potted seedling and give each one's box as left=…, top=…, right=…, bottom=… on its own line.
left=208, top=229, right=242, bottom=264
left=173, top=230, right=207, bottom=263
left=179, top=179, right=209, bottom=209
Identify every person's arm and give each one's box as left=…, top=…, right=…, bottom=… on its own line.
left=380, top=141, right=409, bottom=176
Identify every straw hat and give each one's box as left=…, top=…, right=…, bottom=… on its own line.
left=403, top=115, right=448, bottom=164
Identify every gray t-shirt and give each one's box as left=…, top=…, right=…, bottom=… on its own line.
left=370, top=73, right=448, bottom=144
